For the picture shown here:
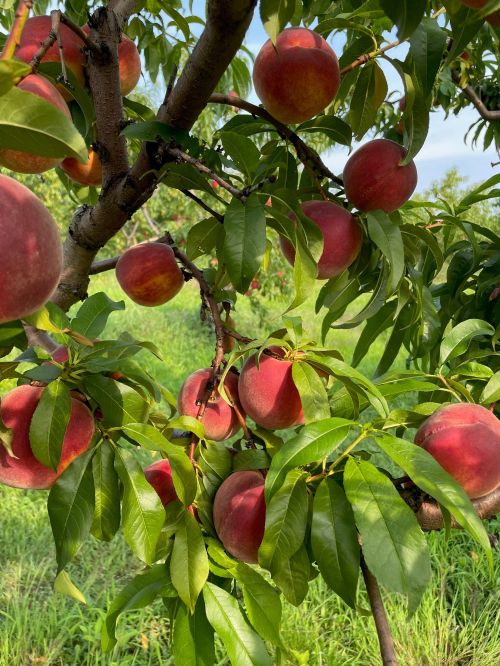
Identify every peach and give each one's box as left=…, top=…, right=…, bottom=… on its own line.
left=0, top=384, right=95, bottom=489
left=144, top=459, right=178, bottom=506
left=279, top=200, right=363, bottom=279
left=213, top=470, right=266, bottom=563
left=0, top=174, right=62, bottom=323
left=0, top=74, right=71, bottom=174
left=415, top=403, right=500, bottom=499
left=459, top=1, right=500, bottom=27
left=343, top=139, right=417, bottom=213
left=238, top=347, right=304, bottom=430
left=15, top=16, right=86, bottom=98
left=61, top=148, right=102, bottom=187
left=115, top=242, right=184, bottom=306
left=177, top=369, right=242, bottom=441
left=82, top=26, right=141, bottom=95
left=51, top=345, right=69, bottom=363
left=253, top=27, right=340, bottom=124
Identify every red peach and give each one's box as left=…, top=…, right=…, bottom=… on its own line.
left=415, top=403, right=500, bottom=499
left=177, top=369, right=242, bottom=441
left=0, top=75, right=71, bottom=174
left=238, top=347, right=304, bottom=430
left=343, top=139, right=418, bottom=213
left=279, top=200, right=362, bottom=279
left=459, top=1, right=500, bottom=27
left=15, top=16, right=86, bottom=99
left=253, top=27, right=340, bottom=124
left=0, top=384, right=94, bottom=489
left=144, top=459, right=178, bottom=506
left=115, top=242, right=184, bottom=306
left=52, top=345, right=69, bottom=363
left=0, top=174, right=62, bottom=323
left=61, top=148, right=102, bottom=187
left=213, top=470, right=266, bottom=563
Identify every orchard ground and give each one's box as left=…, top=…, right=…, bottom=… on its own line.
left=0, top=272, right=498, bottom=666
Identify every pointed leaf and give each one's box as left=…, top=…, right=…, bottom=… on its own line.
left=91, top=441, right=121, bottom=542
left=171, top=510, right=209, bottom=612
left=29, top=380, right=71, bottom=470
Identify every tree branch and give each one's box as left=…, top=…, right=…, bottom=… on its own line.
left=361, top=558, right=398, bottom=666
left=451, top=70, right=500, bottom=121
left=181, top=190, right=224, bottom=223
left=0, top=0, right=33, bottom=60
left=417, top=487, right=500, bottom=530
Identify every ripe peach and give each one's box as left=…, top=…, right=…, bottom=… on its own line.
left=52, top=345, right=69, bottom=363
left=253, top=27, right=340, bottom=124
left=279, top=200, right=362, bottom=279
left=0, top=384, right=94, bottom=489
left=415, top=403, right=500, bottom=499
left=459, top=0, right=500, bottom=27
left=144, top=459, right=178, bottom=506
left=61, top=148, right=102, bottom=187
left=15, top=16, right=86, bottom=98
left=0, top=174, right=62, bottom=323
left=213, top=470, right=266, bottom=563
left=82, top=26, right=141, bottom=95
left=115, top=242, right=184, bottom=306
left=0, top=75, right=71, bottom=174
left=177, top=369, right=242, bottom=441
left=343, top=139, right=417, bottom=213
left=238, top=347, right=304, bottom=430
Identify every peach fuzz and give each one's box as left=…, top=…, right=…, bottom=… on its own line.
left=0, top=75, right=70, bottom=174
left=177, top=369, right=242, bottom=441
left=115, top=242, right=184, bottom=306
left=343, top=139, right=417, bottom=213
left=61, top=148, right=102, bottom=187
left=459, top=0, right=500, bottom=27
left=0, top=385, right=95, bottom=489
left=238, top=347, right=304, bottom=430
left=279, top=200, right=363, bottom=279
left=213, top=470, right=266, bottom=563
left=144, top=459, right=178, bottom=506
left=15, top=16, right=87, bottom=98
left=253, top=27, right=340, bottom=124
left=415, top=403, right=500, bottom=499
left=0, top=174, right=62, bottom=324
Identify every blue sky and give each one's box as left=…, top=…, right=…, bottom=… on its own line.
left=186, top=0, right=499, bottom=192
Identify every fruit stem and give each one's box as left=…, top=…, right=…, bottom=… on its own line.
left=361, top=557, right=398, bottom=666
left=0, top=0, right=33, bottom=61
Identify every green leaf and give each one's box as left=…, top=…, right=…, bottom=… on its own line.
left=161, top=162, right=217, bottom=196
left=352, top=300, right=398, bottom=368
left=380, top=0, right=426, bottom=40
left=222, top=194, right=267, bottom=293
left=220, top=132, right=260, bottom=179
left=0, top=59, right=31, bottom=95
left=349, top=60, right=387, bottom=140
left=48, top=449, right=95, bottom=572
left=203, top=583, right=272, bottom=666
left=344, top=458, right=431, bottom=613
left=409, top=18, right=447, bottom=99
left=91, top=441, right=121, bottom=542
left=114, top=448, right=164, bottom=565
left=102, top=563, right=174, bottom=652
left=291, top=362, right=330, bottom=424
left=71, top=292, right=125, bottom=339
left=270, top=542, right=310, bottom=606
left=446, top=6, right=484, bottom=63
left=186, top=218, right=222, bottom=260
left=260, top=0, right=296, bottom=43
left=0, top=85, right=86, bottom=160
left=375, top=432, right=493, bottom=567
left=82, top=376, right=150, bottom=428
left=265, top=417, right=354, bottom=500
left=311, top=478, right=359, bottom=608
left=480, top=371, right=500, bottom=404
left=173, top=598, right=215, bottom=666
left=121, top=423, right=197, bottom=507
left=297, top=115, right=352, bottom=146
left=233, top=563, right=282, bottom=645
left=54, top=570, right=87, bottom=605
left=171, top=510, right=209, bottom=612
left=259, top=470, right=308, bottom=571
left=29, top=380, right=71, bottom=471
left=366, top=211, right=404, bottom=294
left=439, top=319, right=495, bottom=367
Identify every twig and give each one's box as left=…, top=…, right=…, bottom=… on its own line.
left=209, top=93, right=343, bottom=186
left=0, top=0, right=33, bottom=60
left=59, top=13, right=95, bottom=49
left=29, top=10, right=60, bottom=71
left=181, top=190, right=224, bottom=223
left=451, top=70, right=500, bottom=121
left=361, top=557, right=398, bottom=666
left=166, top=146, right=243, bottom=199
left=340, top=38, right=400, bottom=76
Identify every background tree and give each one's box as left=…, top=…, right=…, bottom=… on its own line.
left=0, top=1, right=499, bottom=665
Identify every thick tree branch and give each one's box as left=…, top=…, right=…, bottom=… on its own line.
left=361, top=558, right=398, bottom=666
left=417, top=487, right=500, bottom=530
left=451, top=70, right=500, bottom=121
left=52, top=0, right=257, bottom=313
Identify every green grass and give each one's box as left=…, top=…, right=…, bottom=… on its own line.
left=0, top=273, right=499, bottom=665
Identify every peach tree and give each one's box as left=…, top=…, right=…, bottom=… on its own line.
left=0, top=1, right=499, bottom=664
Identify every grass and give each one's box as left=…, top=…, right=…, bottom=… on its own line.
left=0, top=272, right=499, bottom=665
